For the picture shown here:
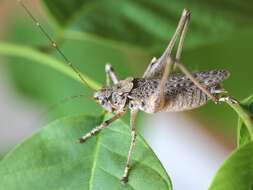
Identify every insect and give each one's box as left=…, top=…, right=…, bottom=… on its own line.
left=18, top=0, right=237, bottom=184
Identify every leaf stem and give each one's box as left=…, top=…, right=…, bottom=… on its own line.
left=0, top=41, right=101, bottom=90
left=227, top=101, right=253, bottom=140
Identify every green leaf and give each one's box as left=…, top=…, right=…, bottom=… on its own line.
left=237, top=96, right=253, bottom=147
left=209, top=142, right=253, bottom=190
left=3, top=17, right=146, bottom=121
left=10, top=1, right=253, bottom=129
left=42, top=0, right=85, bottom=26
left=0, top=114, right=172, bottom=190
left=42, top=0, right=253, bottom=49
left=226, top=96, right=253, bottom=146
left=209, top=96, right=253, bottom=189
left=237, top=118, right=251, bottom=147
left=0, top=41, right=100, bottom=90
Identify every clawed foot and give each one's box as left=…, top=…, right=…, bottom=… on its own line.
left=218, top=96, right=238, bottom=104
left=77, top=132, right=94, bottom=144
left=77, top=137, right=86, bottom=144
left=121, top=176, right=128, bottom=185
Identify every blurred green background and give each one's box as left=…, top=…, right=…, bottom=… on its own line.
left=1, top=0, right=253, bottom=154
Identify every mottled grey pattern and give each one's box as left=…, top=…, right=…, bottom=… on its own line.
left=167, top=69, right=229, bottom=86
left=129, top=69, right=229, bottom=112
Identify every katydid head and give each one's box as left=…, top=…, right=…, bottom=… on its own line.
left=93, top=78, right=134, bottom=112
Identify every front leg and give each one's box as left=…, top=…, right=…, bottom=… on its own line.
left=121, top=110, right=139, bottom=184
left=105, top=63, right=119, bottom=85
left=78, top=112, right=124, bottom=143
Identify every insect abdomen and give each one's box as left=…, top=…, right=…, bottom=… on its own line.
left=163, top=86, right=211, bottom=112
left=163, top=69, right=230, bottom=112
left=130, top=69, right=229, bottom=113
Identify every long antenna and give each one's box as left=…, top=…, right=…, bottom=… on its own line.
left=17, top=0, right=95, bottom=91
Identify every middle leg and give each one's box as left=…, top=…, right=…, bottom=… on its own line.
left=121, top=110, right=138, bottom=184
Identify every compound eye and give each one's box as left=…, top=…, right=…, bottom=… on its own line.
left=93, top=92, right=100, bottom=100
left=112, top=92, right=119, bottom=104
left=101, top=99, right=106, bottom=105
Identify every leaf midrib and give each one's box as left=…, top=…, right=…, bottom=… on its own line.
left=101, top=143, right=171, bottom=189
left=98, top=166, right=135, bottom=190
left=89, top=134, right=102, bottom=190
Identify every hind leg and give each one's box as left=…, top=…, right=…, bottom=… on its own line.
left=142, top=9, right=191, bottom=111
left=143, top=9, right=191, bottom=79
left=174, top=61, right=219, bottom=102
